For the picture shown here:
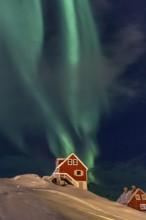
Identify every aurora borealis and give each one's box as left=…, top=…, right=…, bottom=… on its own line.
left=57, top=0, right=103, bottom=170
left=0, top=0, right=106, bottom=179
left=59, top=0, right=79, bottom=66
left=0, top=0, right=146, bottom=200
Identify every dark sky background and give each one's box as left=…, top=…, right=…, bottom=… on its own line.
left=0, top=0, right=146, bottom=200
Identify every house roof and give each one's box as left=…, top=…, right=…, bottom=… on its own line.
left=117, top=188, right=145, bottom=205
left=56, top=153, right=88, bottom=170
left=117, top=190, right=133, bottom=205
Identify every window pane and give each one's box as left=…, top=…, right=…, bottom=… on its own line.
left=73, top=159, right=78, bottom=165
left=140, top=204, right=146, bottom=210
left=68, top=159, right=72, bottom=165
left=77, top=170, right=81, bottom=175
left=142, top=194, right=146, bottom=200
left=135, top=195, right=140, bottom=200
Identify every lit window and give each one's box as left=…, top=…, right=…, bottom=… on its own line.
left=68, top=159, right=72, bottom=165
left=74, top=170, right=83, bottom=176
left=141, top=194, right=146, bottom=200
left=73, top=159, right=78, bottom=165
left=135, top=194, right=140, bottom=200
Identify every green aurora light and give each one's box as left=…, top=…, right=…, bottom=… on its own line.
left=58, top=0, right=102, bottom=176
left=0, top=0, right=105, bottom=183
left=0, top=0, right=75, bottom=156
left=59, top=0, right=80, bottom=67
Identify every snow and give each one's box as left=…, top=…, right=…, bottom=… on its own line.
left=0, top=174, right=145, bottom=220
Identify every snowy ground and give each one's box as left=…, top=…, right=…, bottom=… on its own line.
left=0, top=174, right=145, bottom=220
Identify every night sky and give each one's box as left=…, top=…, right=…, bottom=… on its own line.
left=0, top=0, right=146, bottom=200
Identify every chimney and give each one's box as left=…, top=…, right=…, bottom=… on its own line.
left=131, top=185, right=136, bottom=192
left=123, top=187, right=128, bottom=193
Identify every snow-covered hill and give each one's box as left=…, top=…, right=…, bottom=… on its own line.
left=0, top=174, right=145, bottom=220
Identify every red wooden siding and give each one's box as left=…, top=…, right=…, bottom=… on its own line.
left=59, top=154, right=87, bottom=181
left=128, top=189, right=146, bottom=211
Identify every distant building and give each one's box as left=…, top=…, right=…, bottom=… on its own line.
left=117, top=186, right=146, bottom=211
left=49, top=153, right=88, bottom=190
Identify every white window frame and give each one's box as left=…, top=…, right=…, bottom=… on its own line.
left=73, top=159, right=78, bottom=165
left=74, top=170, right=83, bottom=176
left=135, top=194, right=140, bottom=200
left=141, top=194, right=146, bottom=200
left=68, top=159, right=72, bottom=165
left=140, top=204, right=146, bottom=210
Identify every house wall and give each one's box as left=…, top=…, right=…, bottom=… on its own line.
left=59, top=154, right=87, bottom=181
left=128, top=190, right=146, bottom=211
left=78, top=181, right=87, bottom=190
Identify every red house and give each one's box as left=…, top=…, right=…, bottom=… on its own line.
left=49, top=153, right=88, bottom=190
left=117, top=186, right=146, bottom=211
